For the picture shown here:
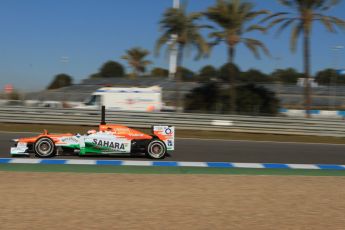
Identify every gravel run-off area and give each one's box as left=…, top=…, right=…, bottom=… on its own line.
left=1, top=172, right=345, bottom=230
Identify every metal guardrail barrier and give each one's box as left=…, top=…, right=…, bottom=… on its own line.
left=0, top=106, right=345, bottom=137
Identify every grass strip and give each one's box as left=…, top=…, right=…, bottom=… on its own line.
left=1, top=164, right=345, bottom=176
left=1, top=122, right=345, bottom=144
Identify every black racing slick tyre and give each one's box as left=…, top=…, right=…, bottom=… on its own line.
left=34, top=137, right=56, bottom=158
left=146, top=140, right=167, bottom=159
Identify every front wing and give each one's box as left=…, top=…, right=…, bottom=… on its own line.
left=11, top=142, right=30, bottom=155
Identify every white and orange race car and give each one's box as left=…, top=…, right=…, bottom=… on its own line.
left=10, top=108, right=174, bottom=159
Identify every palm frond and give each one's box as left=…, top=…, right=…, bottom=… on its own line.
left=208, top=31, right=226, bottom=39
left=205, top=0, right=270, bottom=61
left=275, top=18, right=298, bottom=36
left=259, top=12, right=290, bottom=24
left=245, top=24, right=267, bottom=33
left=192, top=34, right=210, bottom=60
left=208, top=31, right=224, bottom=46
left=266, top=17, right=292, bottom=30
left=189, top=12, right=203, bottom=20
left=313, top=13, right=345, bottom=32
left=122, top=47, right=151, bottom=75
left=327, top=15, right=345, bottom=29
left=278, top=0, right=297, bottom=9
left=242, top=38, right=270, bottom=59
left=246, top=10, right=270, bottom=20
left=320, top=0, right=340, bottom=11
left=155, top=32, right=173, bottom=56
left=290, top=23, right=304, bottom=52
left=156, top=3, right=209, bottom=61
left=318, top=15, right=336, bottom=32
left=264, top=0, right=344, bottom=53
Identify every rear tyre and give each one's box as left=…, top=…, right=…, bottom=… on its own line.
left=34, top=137, right=56, bottom=158
left=146, top=140, right=166, bottom=159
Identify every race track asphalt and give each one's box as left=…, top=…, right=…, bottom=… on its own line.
left=1, top=132, right=345, bottom=164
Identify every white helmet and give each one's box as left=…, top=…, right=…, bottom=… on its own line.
left=87, top=129, right=97, bottom=135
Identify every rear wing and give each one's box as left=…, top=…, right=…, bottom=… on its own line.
left=153, top=126, right=175, bottom=151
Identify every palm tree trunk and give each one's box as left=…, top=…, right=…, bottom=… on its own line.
left=176, top=43, right=184, bottom=112
left=228, top=45, right=236, bottom=113
left=303, top=30, right=312, bottom=118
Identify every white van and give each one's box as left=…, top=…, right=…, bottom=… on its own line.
left=79, top=86, right=163, bottom=112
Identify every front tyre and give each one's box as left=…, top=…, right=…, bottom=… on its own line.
left=146, top=140, right=167, bottom=159
left=34, top=137, right=56, bottom=158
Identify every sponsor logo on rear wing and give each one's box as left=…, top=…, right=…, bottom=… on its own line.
left=153, top=126, right=175, bottom=151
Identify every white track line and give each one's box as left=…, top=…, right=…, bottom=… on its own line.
left=287, top=164, right=320, bottom=170
left=121, top=161, right=152, bottom=166
left=10, top=158, right=41, bottom=164
left=66, top=160, right=96, bottom=165
left=177, top=162, right=208, bottom=167
left=232, top=163, right=265, bottom=169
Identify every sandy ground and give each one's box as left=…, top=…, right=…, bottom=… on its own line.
left=0, top=172, right=345, bottom=230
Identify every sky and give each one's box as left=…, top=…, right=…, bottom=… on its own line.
left=0, top=0, right=344, bottom=92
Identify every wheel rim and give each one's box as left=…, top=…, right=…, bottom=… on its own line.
left=153, top=146, right=161, bottom=154
left=149, top=142, right=165, bottom=158
left=37, top=140, right=53, bottom=156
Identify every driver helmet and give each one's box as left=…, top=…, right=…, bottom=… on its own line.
left=87, top=129, right=97, bottom=135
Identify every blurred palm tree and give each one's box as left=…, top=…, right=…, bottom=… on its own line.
left=155, top=2, right=209, bottom=110
left=261, top=0, right=345, bottom=117
left=205, top=0, right=269, bottom=113
left=122, top=47, right=152, bottom=79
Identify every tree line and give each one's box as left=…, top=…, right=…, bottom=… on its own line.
left=47, top=61, right=344, bottom=90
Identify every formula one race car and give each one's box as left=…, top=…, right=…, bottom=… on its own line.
left=10, top=107, right=174, bottom=159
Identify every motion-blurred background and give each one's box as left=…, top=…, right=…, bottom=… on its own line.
left=0, top=0, right=344, bottom=117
